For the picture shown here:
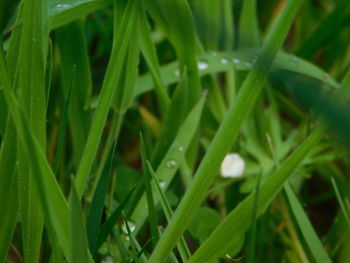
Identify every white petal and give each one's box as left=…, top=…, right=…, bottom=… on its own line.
left=220, top=153, right=245, bottom=178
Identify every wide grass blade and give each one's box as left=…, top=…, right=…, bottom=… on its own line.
left=149, top=1, right=305, bottom=261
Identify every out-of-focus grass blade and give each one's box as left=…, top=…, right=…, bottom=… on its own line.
left=187, top=128, right=324, bottom=263
left=140, top=134, right=159, bottom=247
left=134, top=51, right=339, bottom=98
left=53, top=65, right=75, bottom=174
left=49, top=0, right=112, bottom=29
left=122, top=212, right=139, bottom=262
left=86, top=141, right=116, bottom=255
left=285, top=182, right=332, bottom=263
left=138, top=4, right=170, bottom=113
left=149, top=1, right=306, bottom=261
left=239, top=0, right=260, bottom=47
left=0, top=38, right=72, bottom=261
left=56, top=20, right=92, bottom=165
left=147, top=161, right=191, bottom=261
left=130, top=93, right=206, bottom=232
left=297, top=0, right=350, bottom=58
left=69, top=181, right=94, bottom=263
left=15, top=0, right=49, bottom=261
left=96, top=187, right=136, bottom=251
left=75, top=0, right=139, bottom=197
left=0, top=120, right=18, bottom=263
left=151, top=70, right=188, bottom=167
left=331, top=177, right=350, bottom=225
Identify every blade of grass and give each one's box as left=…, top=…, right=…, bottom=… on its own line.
left=149, top=1, right=305, bottom=261
left=75, top=0, right=139, bottom=197
left=284, top=182, right=332, bottom=263
left=188, top=128, right=324, bottom=262
left=147, top=161, right=191, bottom=262
left=69, top=181, right=94, bottom=263
left=96, top=187, right=136, bottom=251
left=331, top=177, right=350, bottom=225
left=239, top=0, right=260, bottom=47
left=140, top=134, right=159, bottom=247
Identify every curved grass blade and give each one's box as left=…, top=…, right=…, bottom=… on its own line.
left=134, top=51, right=339, bottom=98
left=96, top=187, right=136, bottom=251
left=130, top=93, right=206, bottom=233
left=188, top=128, right=324, bottom=263
left=69, top=181, right=94, bottom=263
left=75, top=0, right=139, bottom=197
left=49, top=0, right=112, bottom=29
left=285, top=182, right=332, bottom=263
left=149, top=1, right=305, bottom=261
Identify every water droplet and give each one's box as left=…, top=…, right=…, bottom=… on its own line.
left=252, top=55, right=258, bottom=64
left=197, top=59, right=209, bottom=70
left=174, top=69, right=180, bottom=77
left=245, top=62, right=252, bottom=67
left=166, top=159, right=177, bottom=168
left=202, top=89, right=209, bottom=97
left=291, top=57, right=298, bottom=67
left=121, top=221, right=136, bottom=234
left=220, top=57, right=230, bottom=65
left=159, top=180, right=166, bottom=189
left=54, top=4, right=71, bottom=12
left=232, top=58, right=240, bottom=64
left=178, top=146, right=184, bottom=152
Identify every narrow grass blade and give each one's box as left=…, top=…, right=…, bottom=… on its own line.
left=75, top=0, right=139, bottom=197
left=96, top=187, right=136, bottom=251
left=239, top=0, right=260, bottom=47
left=188, top=128, right=324, bottom=263
left=130, top=93, right=206, bottom=232
left=285, top=182, right=332, bottom=263
left=86, top=141, right=116, bottom=255
left=140, top=134, right=159, bottom=247
left=69, top=181, right=93, bottom=263
left=331, top=177, right=350, bottom=225
left=56, top=20, right=92, bottom=165
left=149, top=1, right=305, bottom=261
left=147, top=161, right=191, bottom=261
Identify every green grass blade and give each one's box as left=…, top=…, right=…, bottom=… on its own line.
left=188, top=128, right=324, bottom=262
left=75, top=0, right=139, bottom=197
left=149, top=1, right=305, bottom=261
left=285, top=182, right=332, bottom=263
left=96, top=187, right=136, bottom=251
left=331, top=177, right=350, bottom=225
left=86, top=141, right=116, bottom=255
left=56, top=20, right=92, bottom=165
left=130, top=93, right=206, bottom=232
left=69, top=181, right=93, bottom=263
left=0, top=40, right=72, bottom=262
left=140, top=134, right=159, bottom=247
left=239, top=0, right=260, bottom=47
left=49, top=0, right=112, bottom=29
left=147, top=161, right=191, bottom=262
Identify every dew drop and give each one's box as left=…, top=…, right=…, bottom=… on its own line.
left=121, top=221, right=136, bottom=234
left=220, top=57, right=230, bottom=65
left=178, top=146, right=184, bottom=152
left=245, top=62, right=252, bottom=67
left=174, top=69, right=180, bottom=77
left=54, top=4, right=71, bottom=12
left=232, top=58, right=240, bottom=64
left=166, top=159, right=177, bottom=168
left=159, top=180, right=166, bottom=189
left=197, top=58, right=209, bottom=70
left=252, top=55, right=258, bottom=64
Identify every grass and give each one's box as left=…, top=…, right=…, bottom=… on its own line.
left=0, top=0, right=350, bottom=262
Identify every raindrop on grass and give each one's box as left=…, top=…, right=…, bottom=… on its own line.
left=245, top=62, right=252, bottom=67
left=232, top=58, right=240, bottom=64
left=252, top=55, right=258, bottom=64
left=220, top=57, right=230, bottom=65
left=178, top=146, right=184, bottom=152
left=291, top=57, right=298, bottom=67
left=159, top=180, right=166, bottom=189
left=167, top=159, right=177, bottom=168
left=174, top=69, right=180, bottom=77
left=54, top=4, right=70, bottom=12
left=198, top=59, right=209, bottom=70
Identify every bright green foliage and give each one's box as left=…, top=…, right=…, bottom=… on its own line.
left=0, top=0, right=349, bottom=262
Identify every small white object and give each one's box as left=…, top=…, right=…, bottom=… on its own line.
left=220, top=153, right=245, bottom=178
